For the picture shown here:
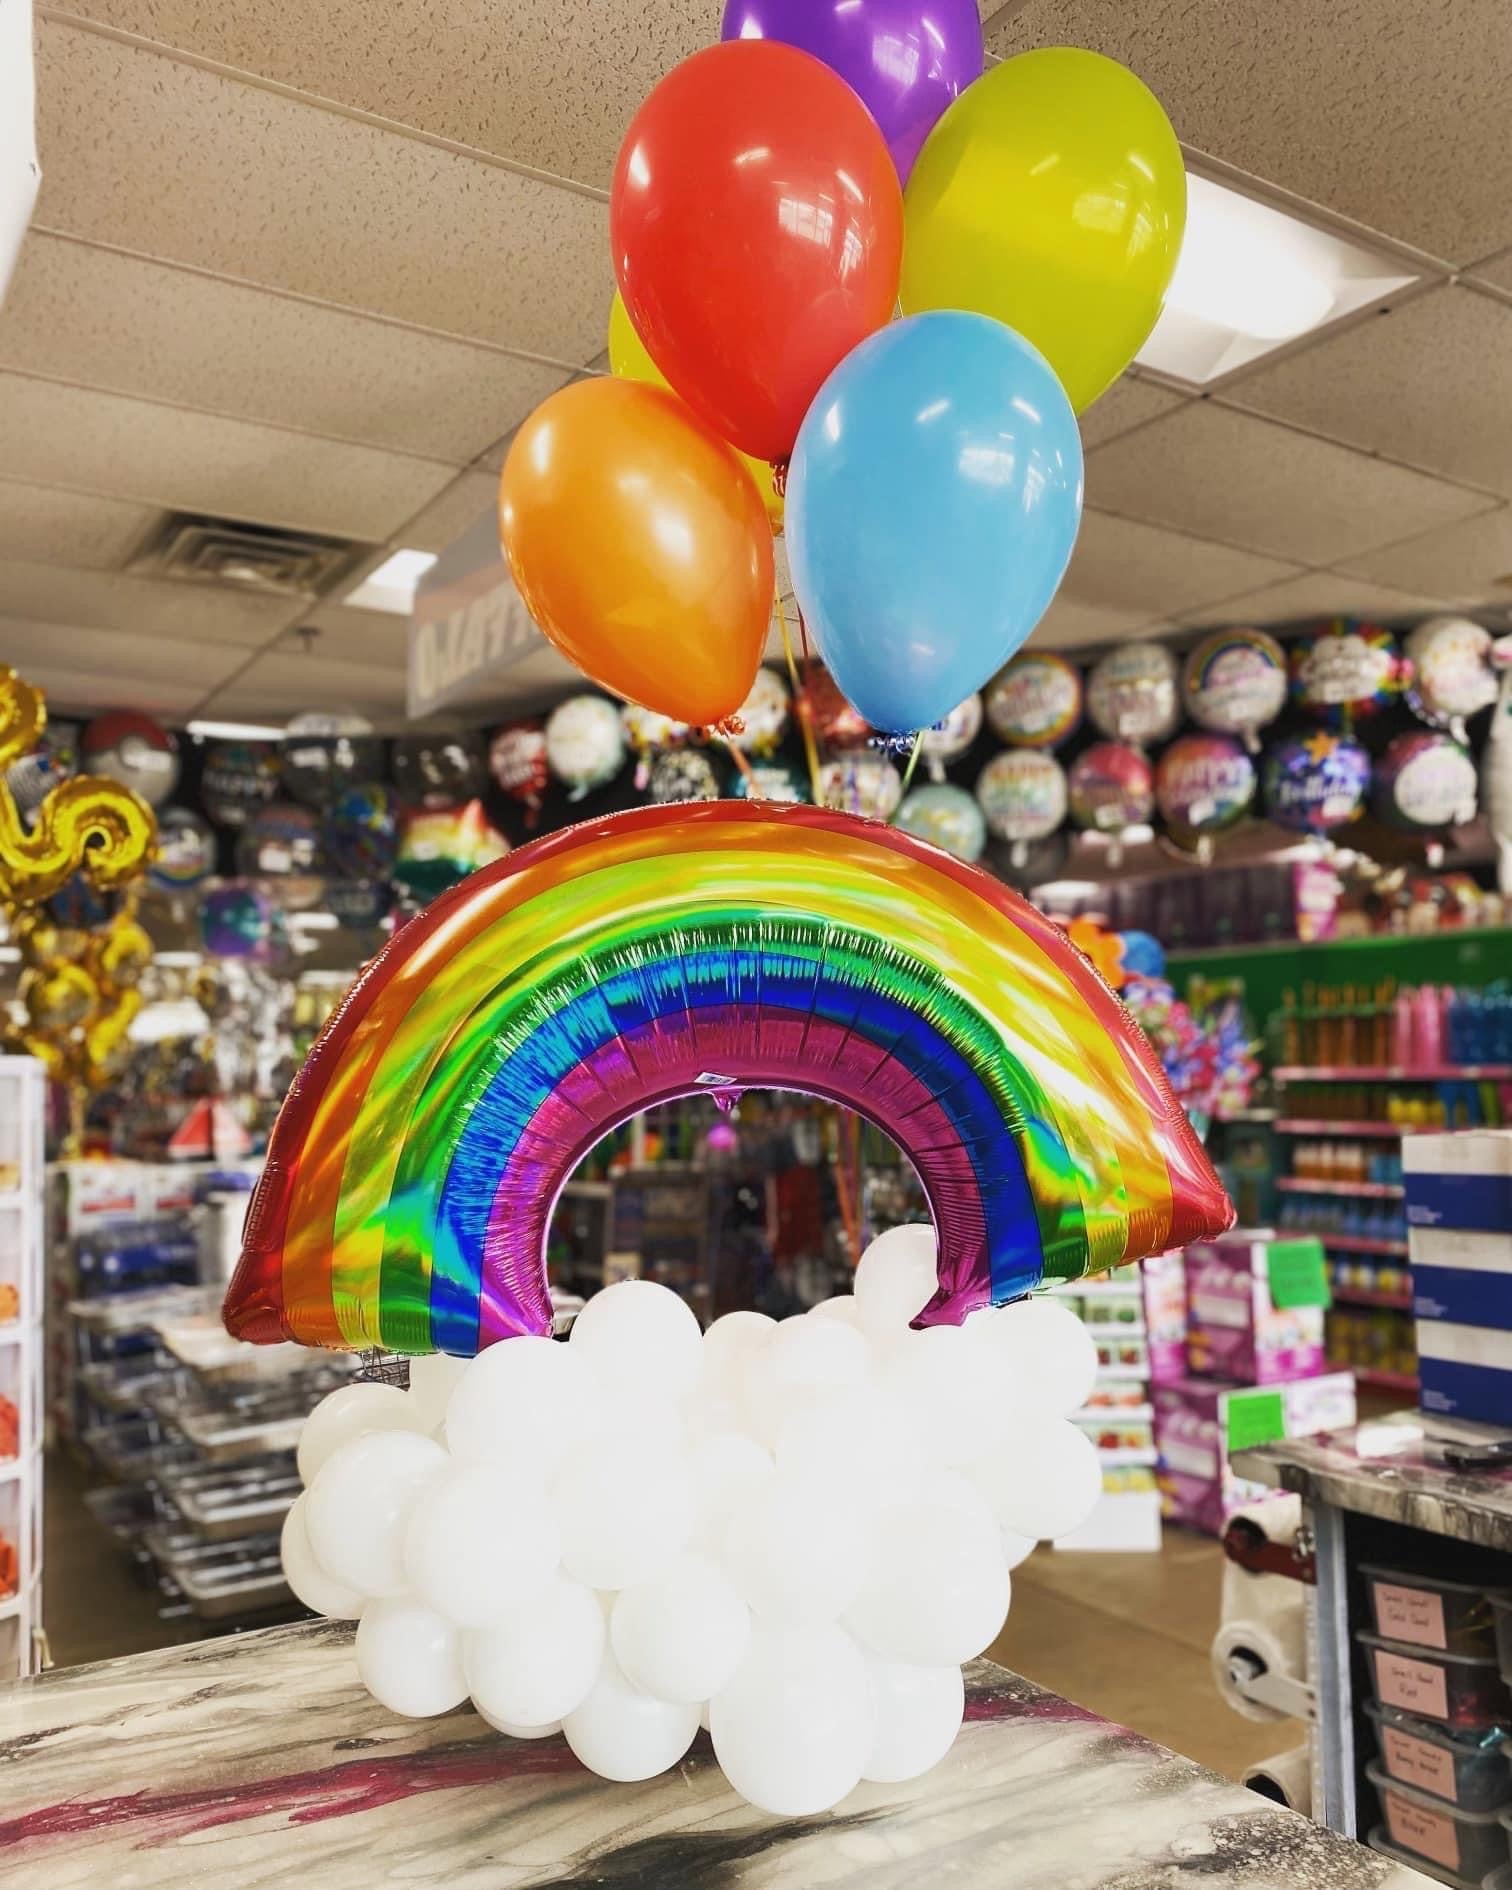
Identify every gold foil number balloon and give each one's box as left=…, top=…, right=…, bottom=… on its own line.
left=0, top=668, right=158, bottom=906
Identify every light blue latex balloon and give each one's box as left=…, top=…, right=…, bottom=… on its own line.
left=786, top=311, right=1083, bottom=734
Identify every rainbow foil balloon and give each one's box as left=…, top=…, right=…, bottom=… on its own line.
left=222, top=804, right=1232, bottom=1354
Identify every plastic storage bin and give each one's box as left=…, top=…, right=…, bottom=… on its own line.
left=1365, top=1701, right=1511, bottom=1812
left=1486, top=1595, right=1512, bottom=1687
left=1363, top=1563, right=1498, bottom=1657
left=1359, top=1629, right=1512, bottom=1730
left=1367, top=1764, right=1508, bottom=1880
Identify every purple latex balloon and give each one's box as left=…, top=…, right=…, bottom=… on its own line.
left=720, top=0, right=984, bottom=181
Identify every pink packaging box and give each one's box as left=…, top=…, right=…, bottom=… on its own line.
left=1185, top=1232, right=1326, bottom=1386
left=1141, top=1250, right=1187, bottom=1386
left=1154, top=1371, right=1356, bottom=1536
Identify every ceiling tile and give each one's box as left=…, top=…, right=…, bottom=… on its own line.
left=1078, top=375, right=1186, bottom=450
left=1085, top=403, right=1494, bottom=565
left=0, top=373, right=457, bottom=542
left=0, top=619, right=248, bottom=693
left=1174, top=569, right=1456, bottom=631
left=0, top=478, right=158, bottom=570
left=1466, top=248, right=1512, bottom=298
left=199, top=650, right=411, bottom=727
left=0, top=237, right=573, bottom=463
left=5, top=662, right=210, bottom=720
left=0, top=557, right=305, bottom=647
left=396, top=472, right=499, bottom=555
left=34, top=22, right=614, bottom=363
left=1220, top=287, right=1512, bottom=498
left=1337, top=505, right=1512, bottom=608
left=284, top=603, right=410, bottom=668
left=988, top=0, right=1512, bottom=263
left=1026, top=595, right=1156, bottom=653
left=1063, top=510, right=1299, bottom=619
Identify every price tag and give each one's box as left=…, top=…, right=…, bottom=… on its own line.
left=1266, top=1238, right=1332, bottom=1310
left=1225, top=1388, right=1286, bottom=1453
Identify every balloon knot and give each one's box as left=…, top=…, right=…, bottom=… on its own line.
left=710, top=715, right=745, bottom=740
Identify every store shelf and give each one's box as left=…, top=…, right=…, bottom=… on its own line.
left=1330, top=1288, right=1412, bottom=1311
left=1355, top=1368, right=1418, bottom=1392
left=1296, top=1233, right=1408, bottom=1256
left=1277, top=1178, right=1404, bottom=1199
left=1077, top=1403, right=1153, bottom=1423
left=1275, top=1120, right=1404, bottom=1137
left=1273, top=1065, right=1512, bottom=1081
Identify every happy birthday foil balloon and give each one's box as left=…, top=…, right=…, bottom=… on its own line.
left=1068, top=742, right=1154, bottom=833
left=1372, top=731, right=1478, bottom=832
left=1405, top=617, right=1499, bottom=740
left=1290, top=620, right=1402, bottom=727
left=0, top=669, right=157, bottom=906
left=1181, top=629, right=1287, bottom=751
left=222, top=803, right=1232, bottom=1352
left=986, top=654, right=1082, bottom=750
left=920, top=693, right=983, bottom=780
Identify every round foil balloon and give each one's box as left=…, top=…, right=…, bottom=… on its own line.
left=1373, top=732, right=1478, bottom=832
left=147, top=808, right=217, bottom=893
left=920, top=693, right=983, bottom=780
left=800, top=668, right=872, bottom=749
left=324, top=783, right=399, bottom=879
left=488, top=720, right=549, bottom=814
left=1262, top=733, right=1372, bottom=833
left=986, top=654, right=1082, bottom=749
left=976, top=750, right=1067, bottom=844
left=1289, top=620, right=1402, bottom=726
left=896, top=783, right=986, bottom=861
left=622, top=703, right=691, bottom=758
left=200, top=884, right=276, bottom=961
left=1068, top=742, right=1154, bottom=832
left=649, top=749, right=721, bottom=805
left=282, top=714, right=385, bottom=808
left=545, top=697, right=627, bottom=800
left=81, top=711, right=179, bottom=808
left=394, top=801, right=510, bottom=900
left=236, top=802, right=324, bottom=877
left=1154, top=735, right=1256, bottom=843
left=1181, top=629, right=1287, bottom=748
left=391, top=733, right=484, bottom=811
left=728, top=670, right=791, bottom=757
left=1406, top=617, right=1498, bottom=738
left=817, top=755, right=903, bottom=820
left=730, top=760, right=809, bottom=804
left=326, top=879, right=392, bottom=930
left=1087, top=645, right=1179, bottom=747
left=6, top=719, right=78, bottom=817
left=200, top=741, right=282, bottom=828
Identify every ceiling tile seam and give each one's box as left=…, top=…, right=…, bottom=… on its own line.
left=1202, top=390, right=1512, bottom=506
left=0, top=363, right=473, bottom=473
left=1329, top=501, right=1512, bottom=577
left=23, top=227, right=605, bottom=377
left=1080, top=392, right=1194, bottom=450
left=1460, top=272, right=1512, bottom=312
left=0, top=611, right=289, bottom=656
left=36, top=9, right=613, bottom=204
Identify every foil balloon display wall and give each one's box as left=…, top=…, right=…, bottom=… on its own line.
left=223, top=804, right=1232, bottom=1356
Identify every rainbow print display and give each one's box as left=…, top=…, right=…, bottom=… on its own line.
left=222, top=804, right=1231, bottom=1355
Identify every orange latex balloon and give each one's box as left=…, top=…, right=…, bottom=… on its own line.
left=500, top=378, right=773, bottom=728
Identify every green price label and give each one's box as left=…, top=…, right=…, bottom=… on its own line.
left=1226, top=1387, right=1287, bottom=1454
left=1266, top=1238, right=1332, bottom=1311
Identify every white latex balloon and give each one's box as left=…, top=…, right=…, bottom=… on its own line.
left=611, top=1552, right=751, bottom=1704
left=445, top=1335, right=602, bottom=1479
left=773, top=1380, right=924, bottom=1510
left=306, top=1429, right=447, bottom=1598
left=879, top=1325, right=1009, bottom=1466
left=563, top=1649, right=701, bottom=1783
left=403, top=1461, right=561, bottom=1628
left=465, top=1574, right=605, bottom=1726
left=477, top=1707, right=562, bottom=1738
left=569, top=1280, right=704, bottom=1406
left=741, top=1314, right=872, bottom=1448
left=808, top=1295, right=860, bottom=1326
left=1000, top=1526, right=1038, bottom=1571
left=969, top=1415, right=1103, bottom=1540
left=863, top=1656, right=966, bottom=1783
left=356, top=1596, right=468, bottom=1718
left=554, top=1434, right=695, bottom=1590
left=710, top=1622, right=875, bottom=1816
left=405, top=1353, right=469, bottom=1433
left=723, top=1468, right=870, bottom=1624
left=701, top=1309, right=776, bottom=1388
left=297, top=1381, right=423, bottom=1486
left=846, top=1488, right=1008, bottom=1665
left=280, top=1492, right=364, bottom=1620
left=853, top=1224, right=937, bottom=1342
left=690, top=1432, right=775, bottom=1552
left=971, top=1297, right=1099, bottom=1418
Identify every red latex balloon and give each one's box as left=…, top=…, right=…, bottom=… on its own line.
left=611, top=40, right=903, bottom=465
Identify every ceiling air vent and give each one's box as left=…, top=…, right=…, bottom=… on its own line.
left=128, top=513, right=362, bottom=599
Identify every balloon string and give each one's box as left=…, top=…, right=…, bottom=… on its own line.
left=890, top=731, right=925, bottom=821
left=722, top=738, right=758, bottom=794
left=774, top=592, right=823, bottom=805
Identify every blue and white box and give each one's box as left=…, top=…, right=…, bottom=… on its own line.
left=1405, top=1131, right=1512, bottom=1424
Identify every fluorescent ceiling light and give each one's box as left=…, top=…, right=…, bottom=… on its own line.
left=187, top=719, right=287, bottom=742
left=346, top=547, right=438, bottom=616
left=1136, top=174, right=1419, bottom=386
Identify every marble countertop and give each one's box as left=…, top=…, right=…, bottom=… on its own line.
left=1234, top=1414, right=1512, bottom=1551
left=0, top=1619, right=1434, bottom=1890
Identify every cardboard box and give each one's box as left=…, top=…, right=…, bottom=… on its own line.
left=1404, top=1130, right=1512, bottom=1233
left=1154, top=1371, right=1356, bottom=1536
left=1185, top=1232, right=1327, bottom=1385
left=1141, top=1250, right=1187, bottom=1386
left=1405, top=1132, right=1512, bottom=1424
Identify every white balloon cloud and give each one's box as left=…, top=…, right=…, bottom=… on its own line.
left=287, top=1255, right=1102, bottom=1815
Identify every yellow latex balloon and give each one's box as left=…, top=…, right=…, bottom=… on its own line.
left=900, top=49, right=1186, bottom=414
left=608, top=293, right=785, bottom=531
